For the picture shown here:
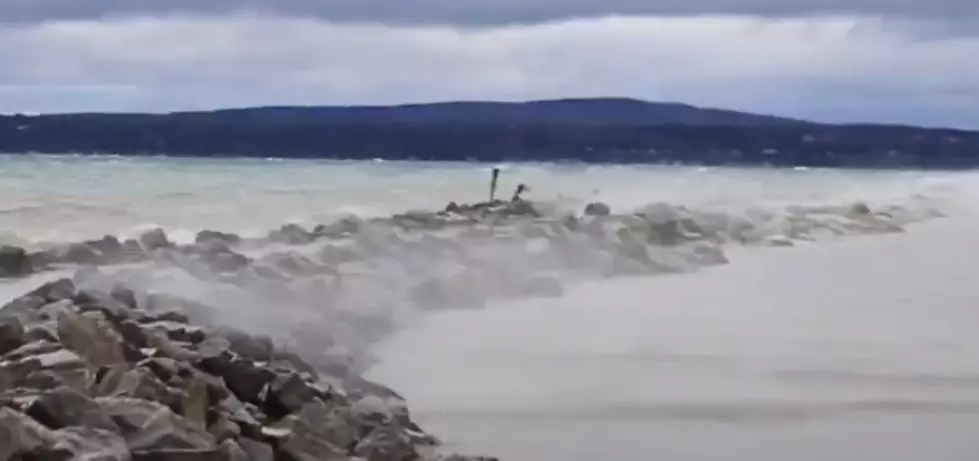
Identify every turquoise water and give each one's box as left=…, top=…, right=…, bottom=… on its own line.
left=0, top=153, right=956, bottom=244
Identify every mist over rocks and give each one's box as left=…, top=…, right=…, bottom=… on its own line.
left=0, top=193, right=949, bottom=460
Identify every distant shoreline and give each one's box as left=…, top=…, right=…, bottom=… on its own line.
left=3, top=98, right=978, bottom=168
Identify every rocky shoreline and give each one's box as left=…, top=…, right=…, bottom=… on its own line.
left=0, top=197, right=943, bottom=460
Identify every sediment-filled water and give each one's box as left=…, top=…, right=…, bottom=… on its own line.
left=3, top=153, right=979, bottom=460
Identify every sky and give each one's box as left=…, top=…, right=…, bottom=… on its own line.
left=1, top=1, right=977, bottom=128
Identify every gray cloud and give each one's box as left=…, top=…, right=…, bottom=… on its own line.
left=3, top=0, right=978, bottom=25
left=0, top=14, right=976, bottom=128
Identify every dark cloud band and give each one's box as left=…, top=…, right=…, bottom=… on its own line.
left=4, top=0, right=976, bottom=25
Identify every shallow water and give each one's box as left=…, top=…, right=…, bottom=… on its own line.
left=3, top=153, right=979, bottom=460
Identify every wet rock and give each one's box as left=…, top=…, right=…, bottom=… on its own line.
left=196, top=230, right=242, bottom=245
left=96, top=366, right=179, bottom=407
left=0, top=245, right=32, bottom=277
left=140, top=228, right=173, bottom=252
left=29, top=278, right=77, bottom=303
left=182, top=375, right=210, bottom=430
left=217, top=328, right=274, bottom=363
left=0, top=407, right=57, bottom=459
left=584, top=201, right=611, bottom=217
left=238, top=439, right=274, bottom=461
left=86, top=235, right=126, bottom=262
left=264, top=372, right=316, bottom=417
left=353, top=424, right=418, bottom=461
left=218, top=359, right=276, bottom=405
left=111, top=284, right=139, bottom=309
left=0, top=316, right=27, bottom=356
left=49, top=426, right=130, bottom=461
left=57, top=310, right=127, bottom=368
left=126, top=404, right=217, bottom=453
left=206, top=251, right=251, bottom=274
left=269, top=400, right=358, bottom=461
left=59, top=242, right=104, bottom=265
left=76, top=289, right=137, bottom=322
left=97, top=397, right=171, bottom=432
left=24, top=385, right=120, bottom=431
left=268, top=223, right=313, bottom=245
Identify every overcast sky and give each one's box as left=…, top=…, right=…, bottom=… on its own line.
left=2, top=2, right=977, bottom=127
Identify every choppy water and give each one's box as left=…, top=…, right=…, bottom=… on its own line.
left=3, top=153, right=979, bottom=460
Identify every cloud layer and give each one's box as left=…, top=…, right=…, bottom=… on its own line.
left=1, top=14, right=977, bottom=127
left=4, top=0, right=977, bottom=25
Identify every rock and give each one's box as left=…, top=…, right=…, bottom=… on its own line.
left=217, top=328, right=274, bottom=362
left=238, top=439, right=274, bottom=461
left=269, top=224, right=313, bottom=245
left=76, top=289, right=137, bottom=321
left=196, top=230, right=242, bottom=245
left=206, top=251, right=251, bottom=274
left=0, top=316, right=27, bottom=356
left=98, top=397, right=217, bottom=455
left=0, top=407, right=57, bottom=459
left=353, top=424, right=418, bottom=461
left=584, top=202, right=611, bottom=217
left=269, top=400, right=357, bottom=461
left=140, top=228, right=173, bottom=251
left=86, top=235, right=126, bottom=262
left=218, top=358, right=276, bottom=405
left=96, top=366, right=179, bottom=407
left=182, top=375, right=210, bottom=430
left=57, top=310, right=128, bottom=368
left=0, top=245, right=32, bottom=277
left=219, top=440, right=249, bottom=461
left=29, top=278, right=77, bottom=303
left=111, top=284, right=139, bottom=309
left=264, top=372, right=316, bottom=417
left=59, top=242, right=104, bottom=265
left=24, top=385, right=120, bottom=431
left=50, top=426, right=130, bottom=461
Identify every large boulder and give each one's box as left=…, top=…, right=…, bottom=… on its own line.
left=140, top=228, right=173, bottom=252
left=0, top=316, right=27, bottom=356
left=0, top=245, right=33, bottom=277
left=24, top=385, right=120, bottom=431
left=583, top=202, right=611, bottom=217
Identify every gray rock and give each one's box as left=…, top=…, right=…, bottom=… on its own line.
left=217, top=328, right=274, bottom=362
left=219, top=440, right=249, bottom=461
left=0, top=245, right=32, bottom=277
left=584, top=202, right=611, bottom=217
left=97, top=397, right=170, bottom=432
left=0, top=407, right=56, bottom=459
left=59, top=242, right=104, bottom=265
left=24, top=385, right=120, bottom=431
left=268, top=400, right=356, bottom=461
left=50, top=426, right=131, bottom=461
left=86, top=235, right=126, bottom=262
left=0, top=316, right=27, bottom=356
left=353, top=424, right=418, bottom=461
left=268, top=224, right=313, bottom=245
left=29, top=278, right=77, bottom=303
left=238, top=439, right=274, bottom=461
left=57, top=310, right=128, bottom=368
left=196, top=230, right=242, bottom=245
left=127, top=405, right=217, bottom=452
left=265, top=372, right=316, bottom=416
left=140, top=228, right=173, bottom=252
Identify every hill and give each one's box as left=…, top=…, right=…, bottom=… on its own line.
left=1, top=98, right=977, bottom=168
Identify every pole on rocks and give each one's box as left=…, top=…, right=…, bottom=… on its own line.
left=490, top=167, right=501, bottom=202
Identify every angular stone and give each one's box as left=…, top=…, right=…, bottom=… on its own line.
left=111, top=284, right=139, bottom=309
left=0, top=245, right=32, bottom=277
left=182, top=375, right=210, bottom=430
left=272, top=399, right=360, bottom=461
left=264, top=372, right=315, bottom=418
left=584, top=202, right=611, bottom=217
left=76, top=289, right=136, bottom=321
left=238, top=439, right=274, bottom=461
left=140, top=228, right=173, bottom=252
left=196, top=230, right=242, bottom=245
left=59, top=242, right=104, bottom=265
left=49, top=426, right=130, bottom=461
left=0, top=316, right=27, bottom=356
left=353, top=424, right=418, bottom=461
left=24, top=385, right=120, bottom=431
left=214, top=358, right=276, bottom=405
left=39, top=299, right=74, bottom=321
left=29, top=278, right=77, bottom=303
left=96, top=397, right=170, bottom=433
left=0, top=407, right=57, bottom=459
left=216, top=328, right=274, bottom=362
left=97, top=366, right=179, bottom=407
left=57, top=310, right=127, bottom=368
left=127, top=405, right=216, bottom=453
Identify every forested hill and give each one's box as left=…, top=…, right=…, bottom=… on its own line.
left=2, top=98, right=978, bottom=168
